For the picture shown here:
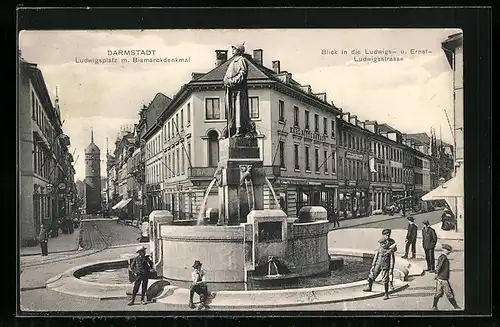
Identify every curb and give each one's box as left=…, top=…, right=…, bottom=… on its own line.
left=20, top=229, right=81, bottom=257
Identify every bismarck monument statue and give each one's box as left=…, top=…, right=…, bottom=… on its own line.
left=217, top=43, right=264, bottom=226
left=222, top=43, right=257, bottom=139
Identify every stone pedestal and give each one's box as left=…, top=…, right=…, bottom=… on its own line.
left=218, top=138, right=266, bottom=226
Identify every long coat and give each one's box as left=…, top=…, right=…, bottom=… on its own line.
left=406, top=223, right=418, bottom=242
left=223, top=55, right=252, bottom=137
left=38, top=227, right=48, bottom=242
left=422, top=226, right=438, bottom=249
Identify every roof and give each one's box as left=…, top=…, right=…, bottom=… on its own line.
left=145, top=93, right=172, bottom=130
left=85, top=142, right=100, bottom=154
left=437, top=138, right=453, bottom=148
left=405, top=133, right=430, bottom=145
left=20, top=58, right=62, bottom=129
left=378, top=123, right=399, bottom=134
left=196, top=54, right=274, bottom=82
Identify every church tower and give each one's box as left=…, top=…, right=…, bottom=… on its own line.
left=84, top=129, right=102, bottom=214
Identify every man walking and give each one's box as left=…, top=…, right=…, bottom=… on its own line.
left=128, top=245, right=154, bottom=306
left=38, top=223, right=49, bottom=256
left=331, top=209, right=340, bottom=228
left=189, top=260, right=210, bottom=310
left=382, top=229, right=397, bottom=290
left=422, top=220, right=438, bottom=272
left=432, top=244, right=461, bottom=310
left=363, top=238, right=393, bottom=300
left=402, top=216, right=418, bottom=259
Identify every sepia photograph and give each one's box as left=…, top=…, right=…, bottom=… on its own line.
left=18, top=27, right=465, bottom=314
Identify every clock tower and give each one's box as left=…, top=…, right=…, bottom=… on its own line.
left=84, top=129, right=102, bottom=214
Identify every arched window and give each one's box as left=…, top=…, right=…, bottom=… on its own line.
left=208, top=130, right=219, bottom=166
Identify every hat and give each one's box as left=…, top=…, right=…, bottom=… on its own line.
left=135, top=245, right=146, bottom=253
left=407, top=216, right=415, bottom=222
left=378, top=237, right=388, bottom=244
left=231, top=43, right=245, bottom=53
left=441, top=244, right=452, bottom=251
left=422, top=220, right=430, bottom=225
left=382, top=229, right=391, bottom=235
left=192, top=260, right=202, bottom=268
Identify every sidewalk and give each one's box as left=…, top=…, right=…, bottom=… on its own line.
left=20, top=229, right=80, bottom=257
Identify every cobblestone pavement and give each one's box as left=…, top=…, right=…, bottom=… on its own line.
left=330, top=210, right=444, bottom=231
left=19, top=211, right=463, bottom=313
left=20, top=228, right=80, bottom=257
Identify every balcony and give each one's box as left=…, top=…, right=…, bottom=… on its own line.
left=188, top=165, right=281, bottom=181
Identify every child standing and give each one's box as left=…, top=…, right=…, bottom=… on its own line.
left=432, top=244, right=461, bottom=310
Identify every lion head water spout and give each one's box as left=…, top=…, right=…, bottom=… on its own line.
left=196, top=178, right=218, bottom=225
left=267, top=256, right=280, bottom=277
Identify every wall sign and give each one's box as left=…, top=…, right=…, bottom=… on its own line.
left=345, top=152, right=364, bottom=161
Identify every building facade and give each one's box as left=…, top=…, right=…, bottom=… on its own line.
left=19, top=55, right=76, bottom=245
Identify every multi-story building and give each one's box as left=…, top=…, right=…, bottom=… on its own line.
left=142, top=93, right=171, bottom=213
left=140, top=49, right=343, bottom=220
left=441, top=32, right=464, bottom=232
left=377, top=124, right=406, bottom=205
left=19, top=55, right=75, bottom=245
left=336, top=113, right=370, bottom=218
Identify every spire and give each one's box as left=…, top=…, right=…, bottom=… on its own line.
left=91, top=128, right=94, bottom=144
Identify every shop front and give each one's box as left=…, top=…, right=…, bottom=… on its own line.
left=338, top=180, right=370, bottom=219
left=273, top=179, right=338, bottom=220
left=145, top=183, right=163, bottom=215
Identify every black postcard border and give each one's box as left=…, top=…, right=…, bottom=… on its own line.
left=9, top=6, right=493, bottom=327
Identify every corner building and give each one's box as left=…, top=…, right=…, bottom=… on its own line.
left=142, top=49, right=342, bottom=220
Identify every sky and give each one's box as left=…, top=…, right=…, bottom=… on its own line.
left=19, top=28, right=461, bottom=181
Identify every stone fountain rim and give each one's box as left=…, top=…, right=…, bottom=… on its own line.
left=45, top=248, right=420, bottom=301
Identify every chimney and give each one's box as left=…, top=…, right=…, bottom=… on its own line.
left=191, top=72, right=204, bottom=81
left=215, top=50, right=228, bottom=67
left=272, top=60, right=281, bottom=73
left=253, top=49, right=263, bottom=66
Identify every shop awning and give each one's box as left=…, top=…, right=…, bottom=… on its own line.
left=112, top=198, right=132, bottom=210
left=421, top=165, right=464, bottom=201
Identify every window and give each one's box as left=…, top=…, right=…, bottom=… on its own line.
left=205, top=98, right=220, bottom=120
left=187, top=143, right=191, bottom=168
left=331, top=151, right=336, bottom=173
left=180, top=109, right=184, bottom=129
left=187, top=103, right=191, bottom=125
left=278, top=100, right=285, bottom=122
left=305, top=146, right=310, bottom=171
left=314, top=148, right=319, bottom=172
left=249, top=97, right=259, bottom=119
left=324, top=150, right=328, bottom=173
left=31, top=91, right=35, bottom=118
left=167, top=154, right=171, bottom=178
left=305, top=111, right=310, bottom=130
left=208, top=130, right=219, bottom=166
left=181, top=149, right=185, bottom=175
left=293, top=106, right=299, bottom=126
left=348, top=134, right=352, bottom=149
left=175, top=113, right=179, bottom=131
left=279, top=141, right=285, bottom=168
left=314, top=114, right=319, bottom=132
left=323, top=117, right=328, bottom=135
left=331, top=120, right=335, bottom=138
left=294, top=144, right=300, bottom=169
left=176, top=148, right=180, bottom=176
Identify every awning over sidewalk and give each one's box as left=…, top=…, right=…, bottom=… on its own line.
left=421, top=164, right=464, bottom=201
left=112, top=198, right=132, bottom=210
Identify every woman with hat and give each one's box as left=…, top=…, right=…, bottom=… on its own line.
left=128, top=245, right=153, bottom=306
left=189, top=260, right=210, bottom=309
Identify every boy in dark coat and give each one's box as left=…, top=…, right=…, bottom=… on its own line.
left=363, top=237, right=394, bottom=300
left=128, top=245, right=154, bottom=306
left=189, top=260, right=210, bottom=310
left=432, top=244, right=461, bottom=310
left=402, top=216, right=418, bottom=259
left=422, top=220, right=438, bottom=272
left=382, top=229, right=397, bottom=290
